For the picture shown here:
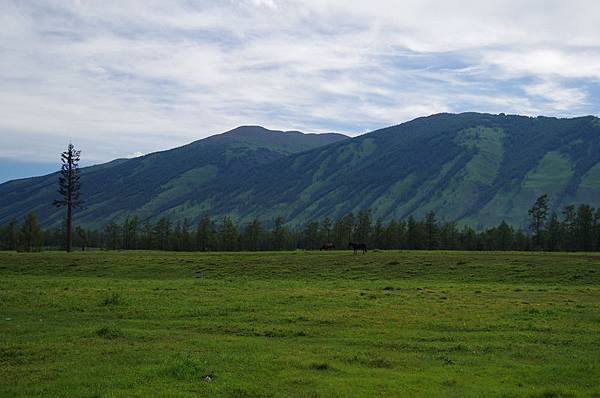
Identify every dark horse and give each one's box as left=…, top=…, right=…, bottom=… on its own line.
left=349, top=242, right=368, bottom=254
left=320, top=243, right=335, bottom=251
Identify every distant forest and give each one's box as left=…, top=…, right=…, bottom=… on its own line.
left=1, top=194, right=600, bottom=252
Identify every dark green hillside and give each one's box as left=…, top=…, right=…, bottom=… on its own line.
left=2, top=113, right=600, bottom=229
left=0, top=127, right=347, bottom=227
left=203, top=113, right=600, bottom=228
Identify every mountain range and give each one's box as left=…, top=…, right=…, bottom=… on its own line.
left=2, top=112, right=600, bottom=229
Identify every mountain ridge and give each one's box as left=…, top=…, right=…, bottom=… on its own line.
left=0, top=126, right=348, bottom=227
left=2, top=113, right=600, bottom=229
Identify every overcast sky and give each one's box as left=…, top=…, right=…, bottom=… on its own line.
left=1, top=0, right=600, bottom=179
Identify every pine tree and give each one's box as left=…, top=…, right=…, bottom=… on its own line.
left=140, top=219, right=153, bottom=249
left=545, top=213, right=562, bottom=251
left=528, top=194, right=549, bottom=249
left=104, top=221, right=122, bottom=250
left=320, top=217, right=333, bottom=243
left=219, top=216, right=239, bottom=251
left=575, top=204, right=595, bottom=251
left=424, top=211, right=439, bottom=250
left=122, top=216, right=139, bottom=250
left=439, top=222, right=459, bottom=249
left=196, top=215, right=215, bottom=251
left=172, top=221, right=183, bottom=251
left=383, top=220, right=400, bottom=249
left=371, top=218, right=385, bottom=249
left=270, top=216, right=287, bottom=250
left=53, top=143, right=83, bottom=252
left=562, top=205, right=577, bottom=251
left=242, top=218, right=263, bottom=251
left=303, top=221, right=320, bottom=250
left=354, top=209, right=372, bottom=244
left=496, top=221, right=514, bottom=250
left=406, top=216, right=424, bottom=249
left=180, top=219, right=192, bottom=251
left=460, top=225, right=477, bottom=250
left=18, top=213, right=43, bottom=252
left=0, top=219, right=18, bottom=250
left=334, top=212, right=354, bottom=247
left=513, top=229, right=531, bottom=251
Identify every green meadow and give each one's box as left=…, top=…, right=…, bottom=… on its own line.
left=1, top=250, right=599, bottom=397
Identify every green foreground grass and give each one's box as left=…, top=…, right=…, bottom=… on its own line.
left=1, top=250, right=600, bottom=397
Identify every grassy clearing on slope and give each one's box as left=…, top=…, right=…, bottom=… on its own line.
left=1, top=250, right=599, bottom=397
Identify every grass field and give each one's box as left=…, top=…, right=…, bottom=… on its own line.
left=1, top=250, right=600, bottom=397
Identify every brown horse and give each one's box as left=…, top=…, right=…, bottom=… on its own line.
left=349, top=242, right=368, bottom=254
left=320, top=242, right=335, bottom=251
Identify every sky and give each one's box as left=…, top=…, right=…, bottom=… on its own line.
left=1, top=0, right=600, bottom=182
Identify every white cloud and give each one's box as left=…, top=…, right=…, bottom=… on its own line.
left=523, top=81, right=587, bottom=111
left=483, top=49, right=600, bottom=80
left=0, top=0, right=599, bottom=163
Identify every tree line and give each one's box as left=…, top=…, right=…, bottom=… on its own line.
left=2, top=144, right=599, bottom=253
left=2, top=194, right=600, bottom=252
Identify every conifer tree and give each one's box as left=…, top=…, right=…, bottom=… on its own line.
left=140, top=219, right=153, bottom=250
left=180, top=219, right=192, bottom=251
left=0, top=219, right=18, bottom=250
left=355, top=209, right=372, bottom=244
left=545, top=213, right=562, bottom=251
left=104, top=221, right=121, bottom=250
left=242, top=218, right=263, bottom=251
left=575, top=204, right=595, bottom=251
left=154, top=218, right=171, bottom=251
left=562, top=205, right=577, bottom=251
left=219, top=216, right=239, bottom=251
left=528, top=194, right=549, bottom=249
left=320, top=217, right=333, bottom=243
left=53, top=143, right=83, bottom=252
left=303, top=221, right=320, bottom=250
left=424, top=211, right=439, bottom=250
left=496, top=221, right=514, bottom=250
left=18, top=213, right=43, bottom=252
left=270, top=216, right=287, bottom=250
left=196, top=215, right=215, bottom=251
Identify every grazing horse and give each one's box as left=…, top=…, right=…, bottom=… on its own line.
left=320, top=243, right=335, bottom=251
left=349, top=242, right=368, bottom=254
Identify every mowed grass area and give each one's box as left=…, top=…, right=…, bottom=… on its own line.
left=1, top=251, right=600, bottom=397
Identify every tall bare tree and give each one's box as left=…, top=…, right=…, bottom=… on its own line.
left=53, top=143, right=83, bottom=252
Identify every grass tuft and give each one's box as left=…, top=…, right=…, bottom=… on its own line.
left=96, top=325, right=123, bottom=339
left=309, top=362, right=331, bottom=371
left=102, top=292, right=122, bottom=306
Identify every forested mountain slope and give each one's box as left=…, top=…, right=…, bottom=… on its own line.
left=0, top=126, right=347, bottom=227
left=202, top=113, right=600, bottom=229
left=2, top=113, right=600, bottom=229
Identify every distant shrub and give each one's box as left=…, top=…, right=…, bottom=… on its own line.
left=96, top=326, right=123, bottom=339
left=309, top=362, right=330, bottom=371
left=102, top=293, right=121, bottom=306
left=366, top=357, right=393, bottom=369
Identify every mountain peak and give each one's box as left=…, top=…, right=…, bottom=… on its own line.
left=214, top=125, right=348, bottom=150
left=223, top=125, right=307, bottom=137
left=224, top=125, right=272, bottom=135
